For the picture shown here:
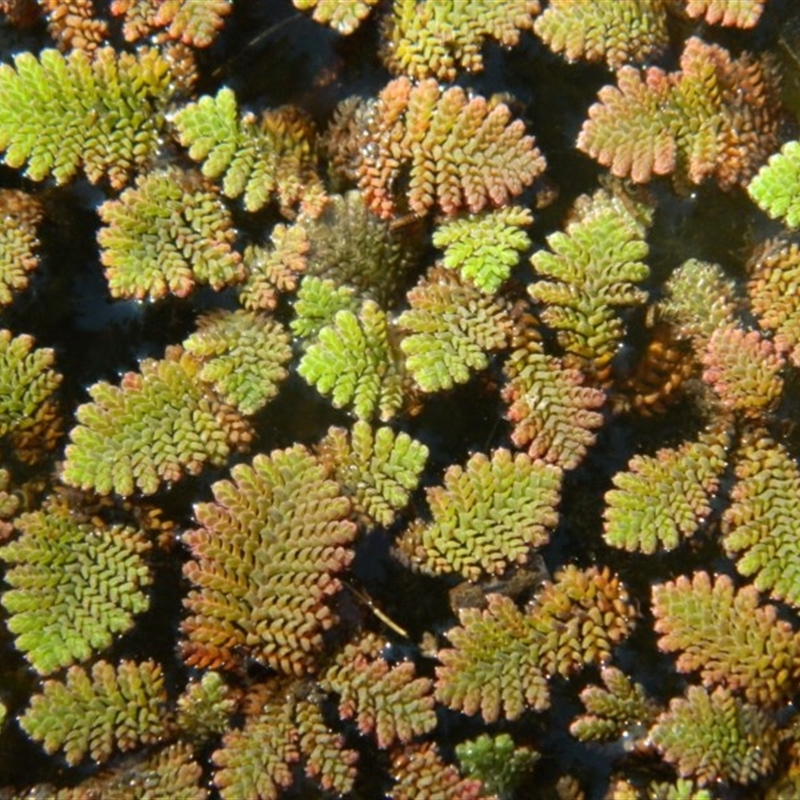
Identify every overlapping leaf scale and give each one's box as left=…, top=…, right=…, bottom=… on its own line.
left=299, top=299, right=404, bottom=421
left=603, top=426, right=729, bottom=554
left=0, top=47, right=171, bottom=187
left=684, top=0, right=765, bottom=27
left=181, top=445, right=356, bottom=674
left=291, top=275, right=359, bottom=341
left=183, top=310, right=291, bottom=415
left=62, top=348, right=249, bottom=497
left=318, top=420, right=428, bottom=527
left=433, top=206, right=533, bottom=293
left=19, top=660, right=169, bottom=766
left=652, top=571, right=800, bottom=705
left=320, top=632, right=436, bottom=749
left=382, top=0, right=540, bottom=81
left=579, top=38, right=781, bottom=189
left=0, top=189, right=43, bottom=306
left=456, top=733, right=539, bottom=798
left=650, top=685, right=780, bottom=786
left=399, top=266, right=515, bottom=393
left=529, top=188, right=650, bottom=377
left=293, top=0, right=378, bottom=35
left=97, top=167, right=243, bottom=300
left=0, top=502, right=152, bottom=675
left=435, top=567, right=634, bottom=722
left=722, top=437, right=800, bottom=608
left=534, top=0, right=669, bottom=69
left=358, top=76, right=545, bottom=219
left=175, top=671, right=238, bottom=743
left=570, top=666, right=659, bottom=743
left=747, top=237, right=800, bottom=366
left=154, top=0, right=232, bottom=46
left=390, top=742, right=486, bottom=800
left=173, top=87, right=325, bottom=216
left=502, top=340, right=606, bottom=470
left=398, top=448, right=561, bottom=580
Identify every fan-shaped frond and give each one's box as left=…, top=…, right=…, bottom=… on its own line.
left=293, top=0, right=378, bottom=35
left=397, top=448, right=562, bottom=581
left=0, top=189, right=43, bottom=306
left=98, top=167, right=243, bottom=300
left=19, top=660, right=169, bottom=766
left=0, top=47, right=171, bottom=187
left=534, top=0, right=669, bottom=69
left=183, top=310, right=292, bottom=415
left=0, top=501, right=151, bottom=675
left=173, top=87, right=325, bottom=216
left=652, top=571, right=800, bottom=705
left=63, top=348, right=249, bottom=496
left=382, top=0, right=540, bottom=81
left=181, top=446, right=356, bottom=674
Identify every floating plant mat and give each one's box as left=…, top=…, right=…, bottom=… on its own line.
left=1, top=0, right=800, bottom=798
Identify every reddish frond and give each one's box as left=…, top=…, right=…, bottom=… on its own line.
left=390, top=742, right=486, bottom=800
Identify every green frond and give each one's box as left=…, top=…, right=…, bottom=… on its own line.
left=181, top=445, right=356, bottom=674
left=183, top=310, right=292, bottom=415
left=529, top=188, right=651, bottom=375
left=722, top=436, right=800, bottom=608
left=293, top=0, right=378, bottom=35
left=0, top=47, right=171, bottom=188
left=683, top=0, right=765, bottom=28
left=176, top=671, right=238, bottom=742
left=97, top=167, right=243, bottom=300
left=659, top=258, right=737, bottom=346
left=650, top=685, right=780, bottom=786
left=356, top=76, right=546, bottom=218
left=0, top=329, right=61, bottom=440
left=397, top=448, right=562, bottom=581
left=291, top=275, right=359, bottom=340
left=609, top=777, right=712, bottom=800
left=318, top=420, right=428, bottom=527
left=298, top=299, right=404, bottom=421
left=320, top=632, right=437, bottom=748
left=747, top=237, right=800, bottom=366
left=502, top=343, right=606, bottom=470
left=578, top=38, right=781, bottom=189
left=433, top=206, right=533, bottom=293
left=0, top=502, right=151, bottom=675
left=389, top=742, right=485, bottom=800
left=212, top=681, right=300, bottom=800
left=19, top=659, right=169, bottom=766
left=172, top=87, right=325, bottom=216
left=436, top=567, right=633, bottom=722
left=0, top=189, right=43, bottom=306
left=603, top=426, right=730, bottom=554
left=534, top=0, right=669, bottom=69
left=456, top=733, right=539, bottom=798
left=653, top=571, right=800, bottom=705
left=304, top=190, right=421, bottom=306
left=239, top=222, right=309, bottom=311
left=701, top=325, right=784, bottom=417
left=748, top=141, right=800, bottom=227
left=435, top=593, right=551, bottom=723
left=570, top=666, right=659, bottom=743
left=62, top=347, right=250, bottom=497
left=295, top=696, right=359, bottom=795
left=382, top=0, right=540, bottom=81
left=398, top=266, right=515, bottom=393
